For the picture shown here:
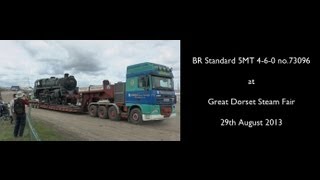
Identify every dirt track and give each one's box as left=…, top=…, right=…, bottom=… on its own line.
left=1, top=91, right=180, bottom=141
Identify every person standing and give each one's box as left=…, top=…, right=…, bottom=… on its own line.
left=9, top=93, right=17, bottom=124
left=13, top=91, right=29, bottom=137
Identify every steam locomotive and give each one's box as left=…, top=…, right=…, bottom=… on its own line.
left=33, top=73, right=78, bottom=105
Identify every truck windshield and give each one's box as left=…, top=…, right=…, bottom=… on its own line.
left=151, top=76, right=174, bottom=90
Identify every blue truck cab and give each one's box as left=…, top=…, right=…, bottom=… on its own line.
left=125, top=62, right=176, bottom=123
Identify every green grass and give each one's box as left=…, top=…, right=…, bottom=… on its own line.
left=0, top=116, right=75, bottom=141
left=31, top=117, right=68, bottom=141
left=0, top=118, right=31, bottom=141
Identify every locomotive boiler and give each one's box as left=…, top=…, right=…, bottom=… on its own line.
left=33, top=73, right=78, bottom=105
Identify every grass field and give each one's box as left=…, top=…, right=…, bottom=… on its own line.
left=0, top=117, right=31, bottom=141
left=0, top=116, right=75, bottom=141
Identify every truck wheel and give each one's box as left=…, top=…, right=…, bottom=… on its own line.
left=89, top=105, right=98, bottom=117
left=108, top=106, right=119, bottom=120
left=129, top=108, right=142, bottom=124
left=98, top=106, right=108, bottom=119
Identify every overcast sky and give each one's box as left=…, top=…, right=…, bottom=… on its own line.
left=0, top=40, right=180, bottom=89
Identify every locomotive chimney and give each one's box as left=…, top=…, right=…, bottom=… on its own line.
left=64, top=73, right=69, bottom=78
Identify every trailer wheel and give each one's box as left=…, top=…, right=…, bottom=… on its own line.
left=108, top=106, right=119, bottom=120
left=98, top=106, right=108, bottom=119
left=129, top=108, right=142, bottom=124
left=89, top=105, right=98, bottom=117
